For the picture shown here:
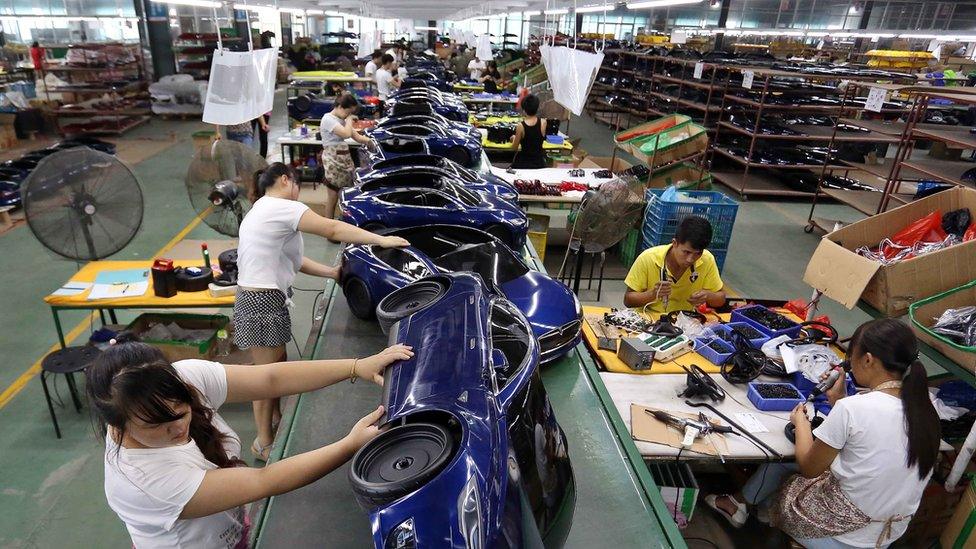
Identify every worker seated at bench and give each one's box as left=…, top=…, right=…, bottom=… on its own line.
left=623, top=216, right=727, bottom=314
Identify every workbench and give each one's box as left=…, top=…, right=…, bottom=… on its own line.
left=461, top=92, right=519, bottom=114
left=249, top=246, right=686, bottom=548
left=44, top=259, right=235, bottom=348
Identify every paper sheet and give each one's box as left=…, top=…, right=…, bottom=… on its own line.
left=88, top=281, right=149, bottom=301
left=733, top=412, right=769, bottom=434
left=52, top=282, right=92, bottom=297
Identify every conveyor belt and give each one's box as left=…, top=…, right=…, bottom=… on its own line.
left=251, top=254, right=685, bottom=548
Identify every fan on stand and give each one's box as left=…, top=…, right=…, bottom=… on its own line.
left=23, top=147, right=144, bottom=261
left=20, top=147, right=145, bottom=437
left=185, top=139, right=267, bottom=237
left=558, top=174, right=646, bottom=300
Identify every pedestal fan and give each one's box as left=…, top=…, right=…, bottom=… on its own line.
left=185, top=139, right=268, bottom=237
left=558, top=175, right=646, bottom=300
left=22, top=147, right=143, bottom=261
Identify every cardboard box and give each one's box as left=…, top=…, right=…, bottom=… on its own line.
left=126, top=313, right=229, bottom=362
left=579, top=155, right=633, bottom=172
left=910, top=280, right=976, bottom=373
left=804, top=187, right=976, bottom=317
left=940, top=478, right=976, bottom=549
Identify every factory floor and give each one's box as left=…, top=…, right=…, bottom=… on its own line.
left=0, top=91, right=895, bottom=548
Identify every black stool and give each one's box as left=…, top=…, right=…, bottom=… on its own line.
left=41, top=346, right=101, bottom=438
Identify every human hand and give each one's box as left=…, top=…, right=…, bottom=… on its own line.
left=345, top=405, right=385, bottom=450
left=260, top=123, right=270, bottom=132
left=357, top=344, right=414, bottom=385
left=822, top=367, right=848, bottom=404
left=790, top=403, right=810, bottom=430
left=688, top=290, right=710, bottom=305
left=651, top=280, right=673, bottom=300
left=379, top=235, right=410, bottom=248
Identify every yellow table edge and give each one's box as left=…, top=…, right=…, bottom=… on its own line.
left=45, top=260, right=235, bottom=308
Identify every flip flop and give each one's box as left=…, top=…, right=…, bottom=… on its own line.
left=251, top=438, right=273, bottom=462
left=704, top=494, right=748, bottom=528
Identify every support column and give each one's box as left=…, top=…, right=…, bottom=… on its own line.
left=137, top=0, right=175, bottom=79
left=713, top=0, right=732, bottom=51
left=853, top=1, right=875, bottom=52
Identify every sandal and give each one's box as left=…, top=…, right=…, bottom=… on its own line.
left=251, top=438, right=273, bottom=462
left=704, top=494, right=748, bottom=528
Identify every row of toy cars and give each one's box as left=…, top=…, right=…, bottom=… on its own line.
left=334, top=74, right=579, bottom=548
left=0, top=137, right=116, bottom=208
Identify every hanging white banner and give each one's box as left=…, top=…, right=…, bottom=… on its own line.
left=541, top=45, right=605, bottom=116
left=202, top=48, right=277, bottom=126
left=476, top=34, right=493, bottom=60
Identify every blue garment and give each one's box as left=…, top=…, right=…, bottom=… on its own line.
left=227, top=133, right=254, bottom=146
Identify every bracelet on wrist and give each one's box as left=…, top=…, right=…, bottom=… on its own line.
left=350, top=358, right=358, bottom=383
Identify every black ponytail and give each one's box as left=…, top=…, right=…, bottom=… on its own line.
left=850, top=319, right=940, bottom=479
left=251, top=162, right=297, bottom=201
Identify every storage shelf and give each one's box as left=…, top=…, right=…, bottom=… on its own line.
left=655, top=74, right=718, bottom=91
left=45, top=64, right=140, bottom=72
left=62, top=115, right=149, bottom=136
left=912, top=127, right=976, bottom=150
left=51, top=81, right=142, bottom=93
left=718, top=121, right=900, bottom=143
left=712, top=147, right=848, bottom=170
left=899, top=158, right=976, bottom=187
left=724, top=94, right=845, bottom=111
left=711, top=170, right=821, bottom=198
left=57, top=108, right=151, bottom=116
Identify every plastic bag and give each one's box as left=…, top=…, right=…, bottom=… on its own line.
left=965, top=223, right=976, bottom=242
left=891, top=210, right=946, bottom=247
left=540, top=45, right=604, bottom=116
left=202, top=48, right=277, bottom=126
left=476, top=35, right=493, bottom=63
left=358, top=29, right=379, bottom=59
left=932, top=306, right=976, bottom=347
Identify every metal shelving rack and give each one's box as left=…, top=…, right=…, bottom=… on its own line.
left=45, top=42, right=150, bottom=136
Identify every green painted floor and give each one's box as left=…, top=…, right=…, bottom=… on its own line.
left=0, top=100, right=895, bottom=548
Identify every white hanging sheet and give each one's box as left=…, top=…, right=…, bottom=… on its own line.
left=358, top=29, right=377, bottom=59
left=541, top=45, right=604, bottom=116
left=202, top=48, right=277, bottom=125
left=476, top=34, right=493, bottom=61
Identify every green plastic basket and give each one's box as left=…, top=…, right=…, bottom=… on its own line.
left=909, top=279, right=976, bottom=355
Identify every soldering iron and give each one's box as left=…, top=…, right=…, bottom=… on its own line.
left=806, top=359, right=851, bottom=402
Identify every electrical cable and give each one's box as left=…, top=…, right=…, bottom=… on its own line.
left=674, top=447, right=683, bottom=524
left=679, top=364, right=726, bottom=402
left=721, top=331, right=782, bottom=383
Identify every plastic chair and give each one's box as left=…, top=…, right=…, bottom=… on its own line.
left=41, top=346, right=101, bottom=439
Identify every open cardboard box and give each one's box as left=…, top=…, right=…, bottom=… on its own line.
left=578, top=155, right=633, bottom=172
left=804, top=187, right=976, bottom=317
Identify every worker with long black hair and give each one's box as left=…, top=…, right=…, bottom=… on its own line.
left=706, top=318, right=940, bottom=548
left=234, top=162, right=408, bottom=462
left=89, top=335, right=413, bottom=548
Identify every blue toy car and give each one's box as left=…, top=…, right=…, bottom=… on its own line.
left=287, top=92, right=378, bottom=122
left=0, top=181, right=21, bottom=207
left=366, top=121, right=482, bottom=168
left=385, top=88, right=469, bottom=122
left=375, top=111, right=479, bottom=141
left=340, top=224, right=582, bottom=361
left=338, top=178, right=527, bottom=248
left=349, top=272, right=575, bottom=549
left=356, top=157, right=518, bottom=201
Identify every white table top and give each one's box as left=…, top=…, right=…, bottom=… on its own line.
left=488, top=166, right=608, bottom=188
left=599, top=372, right=797, bottom=462
left=276, top=133, right=321, bottom=146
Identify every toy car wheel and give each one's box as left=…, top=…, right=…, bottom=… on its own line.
left=445, top=146, right=470, bottom=167
left=292, top=95, right=312, bottom=115
left=376, top=278, right=448, bottom=334
left=349, top=422, right=455, bottom=510
left=343, top=277, right=375, bottom=320
left=483, top=224, right=514, bottom=248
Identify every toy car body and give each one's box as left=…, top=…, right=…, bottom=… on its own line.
left=340, top=225, right=582, bottom=361
left=365, top=122, right=482, bottom=168
left=338, top=178, right=527, bottom=249
left=287, top=92, right=378, bottom=122
left=0, top=181, right=21, bottom=207
left=385, top=88, right=469, bottom=122
left=357, top=154, right=517, bottom=201
left=355, top=167, right=517, bottom=202
left=349, top=273, right=575, bottom=548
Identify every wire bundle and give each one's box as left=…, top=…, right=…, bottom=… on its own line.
left=721, top=331, right=784, bottom=383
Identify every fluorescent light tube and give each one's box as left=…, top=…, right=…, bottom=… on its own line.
left=415, top=26, right=438, bottom=30
left=522, top=10, right=541, bottom=16
left=544, top=8, right=569, bottom=14
left=153, top=0, right=223, bottom=7
left=576, top=5, right=612, bottom=12
left=626, top=0, right=701, bottom=9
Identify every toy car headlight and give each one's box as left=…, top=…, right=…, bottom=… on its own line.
left=458, top=476, right=483, bottom=549
left=385, top=518, right=416, bottom=549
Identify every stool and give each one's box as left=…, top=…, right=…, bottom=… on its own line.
left=41, top=346, right=101, bottom=439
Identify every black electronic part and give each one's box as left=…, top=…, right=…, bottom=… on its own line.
left=617, top=338, right=655, bottom=371
left=174, top=266, right=214, bottom=292
left=679, top=365, right=726, bottom=402
left=785, top=415, right=825, bottom=444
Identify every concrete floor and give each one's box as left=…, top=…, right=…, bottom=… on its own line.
left=0, top=93, right=892, bottom=548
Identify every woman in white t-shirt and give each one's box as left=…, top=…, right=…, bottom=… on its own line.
left=234, top=162, right=408, bottom=461
left=375, top=53, right=400, bottom=102
left=320, top=92, right=370, bottom=219
left=467, top=57, right=487, bottom=81
left=706, top=319, right=941, bottom=548
left=88, top=336, right=413, bottom=548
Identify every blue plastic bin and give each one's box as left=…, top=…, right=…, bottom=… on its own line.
left=642, top=189, right=739, bottom=250
left=730, top=305, right=802, bottom=339
left=708, top=322, right=769, bottom=349
left=792, top=372, right=857, bottom=415
left=747, top=382, right=805, bottom=411
left=693, top=337, right=735, bottom=365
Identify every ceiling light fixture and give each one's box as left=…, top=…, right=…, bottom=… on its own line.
left=415, top=25, right=438, bottom=30
left=576, top=4, right=613, bottom=13
left=306, top=9, right=324, bottom=14
left=151, top=0, right=223, bottom=7
left=522, top=10, right=541, bottom=15
left=626, top=0, right=701, bottom=9
left=544, top=8, right=569, bottom=14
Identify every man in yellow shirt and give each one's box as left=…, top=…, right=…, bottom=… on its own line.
left=624, top=216, right=727, bottom=313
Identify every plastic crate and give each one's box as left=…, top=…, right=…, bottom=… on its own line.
left=747, top=382, right=805, bottom=411
left=693, top=337, right=735, bottom=366
left=642, top=189, right=738, bottom=250
left=618, top=227, right=646, bottom=268
left=709, top=322, right=769, bottom=349
left=730, top=305, right=802, bottom=339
